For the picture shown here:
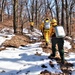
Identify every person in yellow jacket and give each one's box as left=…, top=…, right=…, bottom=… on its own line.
left=30, top=21, right=34, bottom=31
left=44, top=18, right=51, bottom=46
left=48, top=19, right=65, bottom=64
left=39, top=18, right=51, bottom=46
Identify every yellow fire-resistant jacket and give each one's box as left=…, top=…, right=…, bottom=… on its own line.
left=49, top=25, right=55, bottom=37
left=39, top=22, right=55, bottom=37
left=39, top=21, right=51, bottom=44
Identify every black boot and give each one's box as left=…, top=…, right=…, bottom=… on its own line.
left=60, top=50, right=64, bottom=64
left=46, top=42, right=48, bottom=46
left=48, top=54, right=55, bottom=59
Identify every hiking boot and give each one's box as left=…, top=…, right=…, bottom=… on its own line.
left=61, top=60, right=65, bottom=64
left=61, top=61, right=64, bottom=64
left=48, top=54, right=55, bottom=59
left=46, top=42, right=48, bottom=46
left=44, top=43, right=48, bottom=48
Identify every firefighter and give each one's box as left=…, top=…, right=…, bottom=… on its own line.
left=39, top=18, right=51, bottom=46
left=30, top=21, right=34, bottom=31
left=48, top=19, right=65, bottom=64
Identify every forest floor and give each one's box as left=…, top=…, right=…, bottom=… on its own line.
left=0, top=19, right=75, bottom=75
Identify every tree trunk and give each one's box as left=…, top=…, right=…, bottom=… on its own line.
left=35, top=0, right=37, bottom=26
left=19, top=1, right=23, bottom=34
left=55, top=0, right=59, bottom=25
left=7, top=6, right=10, bottom=19
left=0, top=0, right=4, bottom=22
left=26, top=2, right=30, bottom=22
left=61, top=0, right=65, bottom=27
left=13, top=0, right=18, bottom=34
left=69, top=1, right=75, bottom=35
left=65, top=0, right=69, bottom=35
left=31, top=0, right=34, bottom=22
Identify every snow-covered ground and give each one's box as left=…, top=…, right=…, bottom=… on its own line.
left=0, top=28, right=75, bottom=75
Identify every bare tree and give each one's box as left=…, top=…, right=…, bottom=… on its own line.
left=31, top=0, right=34, bottom=22
left=13, top=0, right=18, bottom=34
left=64, top=0, right=75, bottom=35
left=35, top=0, right=37, bottom=26
left=0, top=0, right=74, bottom=36
left=25, top=0, right=30, bottom=22
left=69, top=0, right=75, bottom=35
left=0, top=0, right=5, bottom=22
left=65, top=0, right=69, bottom=35
left=55, top=0, right=59, bottom=25
left=61, top=0, right=65, bottom=27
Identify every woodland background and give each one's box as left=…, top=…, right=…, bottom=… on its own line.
left=0, top=0, right=75, bottom=37
left=0, top=0, right=75, bottom=75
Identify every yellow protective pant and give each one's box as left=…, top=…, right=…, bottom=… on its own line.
left=44, top=30, right=50, bottom=44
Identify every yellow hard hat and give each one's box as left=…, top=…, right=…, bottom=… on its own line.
left=30, top=21, right=34, bottom=25
left=51, top=19, right=57, bottom=26
left=45, top=18, right=49, bottom=22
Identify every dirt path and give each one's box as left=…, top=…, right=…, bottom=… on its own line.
left=39, top=38, right=74, bottom=75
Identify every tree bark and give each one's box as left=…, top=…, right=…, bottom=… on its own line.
left=55, top=0, right=59, bottom=25
left=61, top=0, right=65, bottom=27
left=35, top=0, right=37, bottom=26
left=0, top=0, right=4, bottom=22
left=65, top=0, right=69, bottom=35
left=13, top=0, right=18, bottom=34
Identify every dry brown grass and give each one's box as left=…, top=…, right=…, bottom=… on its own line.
left=2, top=35, right=29, bottom=48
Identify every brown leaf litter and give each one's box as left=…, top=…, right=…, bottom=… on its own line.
left=2, top=35, right=30, bottom=48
